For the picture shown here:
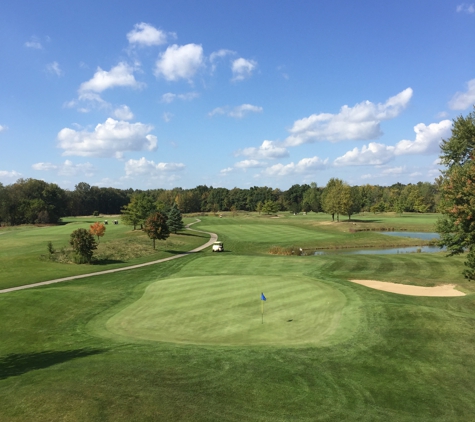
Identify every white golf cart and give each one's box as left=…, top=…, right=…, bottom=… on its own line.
left=212, top=241, right=224, bottom=252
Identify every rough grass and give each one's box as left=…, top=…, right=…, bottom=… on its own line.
left=0, top=217, right=207, bottom=290
left=2, top=212, right=475, bottom=421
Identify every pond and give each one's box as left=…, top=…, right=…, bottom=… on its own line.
left=314, top=232, right=444, bottom=255
left=378, top=232, right=440, bottom=240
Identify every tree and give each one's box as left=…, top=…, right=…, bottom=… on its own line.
left=261, top=200, right=279, bottom=215
left=89, top=221, right=106, bottom=242
left=143, top=212, right=170, bottom=249
left=69, top=228, right=97, bottom=263
left=302, top=182, right=321, bottom=213
left=256, top=201, right=263, bottom=215
left=437, top=109, right=475, bottom=279
left=322, top=178, right=344, bottom=221
left=167, top=203, right=184, bottom=234
left=121, top=193, right=156, bottom=230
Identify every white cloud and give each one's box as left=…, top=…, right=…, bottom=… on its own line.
left=220, top=167, right=234, bottom=175
left=162, top=112, right=173, bottom=122
left=262, top=156, right=328, bottom=177
left=235, top=160, right=266, bottom=169
left=210, top=49, right=235, bottom=72
left=79, top=62, right=142, bottom=93
left=0, top=170, right=21, bottom=180
left=428, top=169, right=440, bottom=177
left=284, top=88, right=413, bottom=146
left=393, top=120, right=452, bottom=155
left=57, top=118, right=157, bottom=158
left=456, top=3, right=475, bottom=13
left=25, top=36, right=42, bottom=49
left=0, top=125, right=7, bottom=133
left=449, top=78, right=475, bottom=110
left=410, top=172, right=423, bottom=177
left=32, top=160, right=94, bottom=177
left=236, top=140, right=289, bottom=159
left=125, top=157, right=185, bottom=177
left=334, top=142, right=395, bottom=166
left=333, top=120, right=452, bottom=167
left=161, top=92, right=199, bottom=103
left=230, top=104, right=263, bottom=118
left=113, top=105, right=134, bottom=120
left=127, top=23, right=168, bottom=46
left=209, top=104, right=263, bottom=118
left=381, top=166, right=406, bottom=176
left=155, top=44, right=204, bottom=82
left=232, top=58, right=257, bottom=81
left=46, top=61, right=63, bottom=76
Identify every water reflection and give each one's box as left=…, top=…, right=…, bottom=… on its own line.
left=314, top=245, right=443, bottom=256
left=314, top=231, right=443, bottom=255
left=378, top=232, right=440, bottom=240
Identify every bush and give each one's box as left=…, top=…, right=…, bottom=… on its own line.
left=93, top=211, right=100, bottom=216
left=69, top=228, right=97, bottom=264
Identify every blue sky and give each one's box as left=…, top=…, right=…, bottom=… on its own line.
left=1, top=0, right=475, bottom=190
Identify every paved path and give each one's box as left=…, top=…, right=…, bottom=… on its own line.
left=0, top=220, right=217, bottom=295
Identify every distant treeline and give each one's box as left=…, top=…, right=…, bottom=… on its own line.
left=0, top=178, right=439, bottom=225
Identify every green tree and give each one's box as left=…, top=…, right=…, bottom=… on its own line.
left=322, top=178, right=344, bottom=221
left=261, top=200, right=279, bottom=215
left=437, top=109, right=475, bottom=279
left=69, top=228, right=97, bottom=264
left=302, top=182, right=321, bottom=213
left=167, top=203, right=185, bottom=234
left=121, top=193, right=156, bottom=230
left=256, top=201, right=263, bottom=215
left=143, top=212, right=170, bottom=249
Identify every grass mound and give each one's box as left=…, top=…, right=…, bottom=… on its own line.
left=106, top=275, right=360, bottom=346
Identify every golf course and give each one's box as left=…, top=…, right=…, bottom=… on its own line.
left=1, top=212, right=475, bottom=421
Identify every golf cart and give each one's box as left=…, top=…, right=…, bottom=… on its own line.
left=212, top=241, right=224, bottom=252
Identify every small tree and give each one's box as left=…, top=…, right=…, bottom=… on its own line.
left=167, top=203, right=184, bottom=234
left=261, top=200, right=279, bottom=215
left=256, top=201, right=263, bottom=215
left=89, top=221, right=106, bottom=242
left=69, top=228, right=97, bottom=263
left=143, top=212, right=170, bottom=249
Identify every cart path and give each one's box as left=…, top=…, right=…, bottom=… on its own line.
left=0, top=220, right=217, bottom=294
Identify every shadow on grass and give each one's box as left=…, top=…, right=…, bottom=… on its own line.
left=179, top=232, right=208, bottom=238
left=0, top=348, right=106, bottom=380
left=345, top=219, right=382, bottom=223
left=92, top=258, right=126, bottom=265
left=164, top=249, right=191, bottom=254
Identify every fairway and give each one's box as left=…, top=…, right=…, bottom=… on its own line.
left=106, top=275, right=359, bottom=346
left=3, top=212, right=475, bottom=421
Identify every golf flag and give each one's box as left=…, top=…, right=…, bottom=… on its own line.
left=261, top=293, right=266, bottom=324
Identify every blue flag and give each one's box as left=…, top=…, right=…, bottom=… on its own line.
left=261, top=292, right=266, bottom=301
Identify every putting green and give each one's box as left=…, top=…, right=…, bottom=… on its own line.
left=106, top=275, right=360, bottom=346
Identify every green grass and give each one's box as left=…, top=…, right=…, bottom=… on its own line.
left=0, top=217, right=207, bottom=290
left=106, top=274, right=358, bottom=346
left=2, top=212, right=475, bottom=421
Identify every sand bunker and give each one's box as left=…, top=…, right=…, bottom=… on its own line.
left=349, top=279, right=465, bottom=297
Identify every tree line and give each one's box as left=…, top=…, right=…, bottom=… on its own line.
left=0, top=177, right=441, bottom=226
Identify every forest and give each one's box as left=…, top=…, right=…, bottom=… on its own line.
left=0, top=177, right=440, bottom=226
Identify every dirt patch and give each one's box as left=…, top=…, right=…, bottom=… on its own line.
left=349, top=279, right=465, bottom=297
